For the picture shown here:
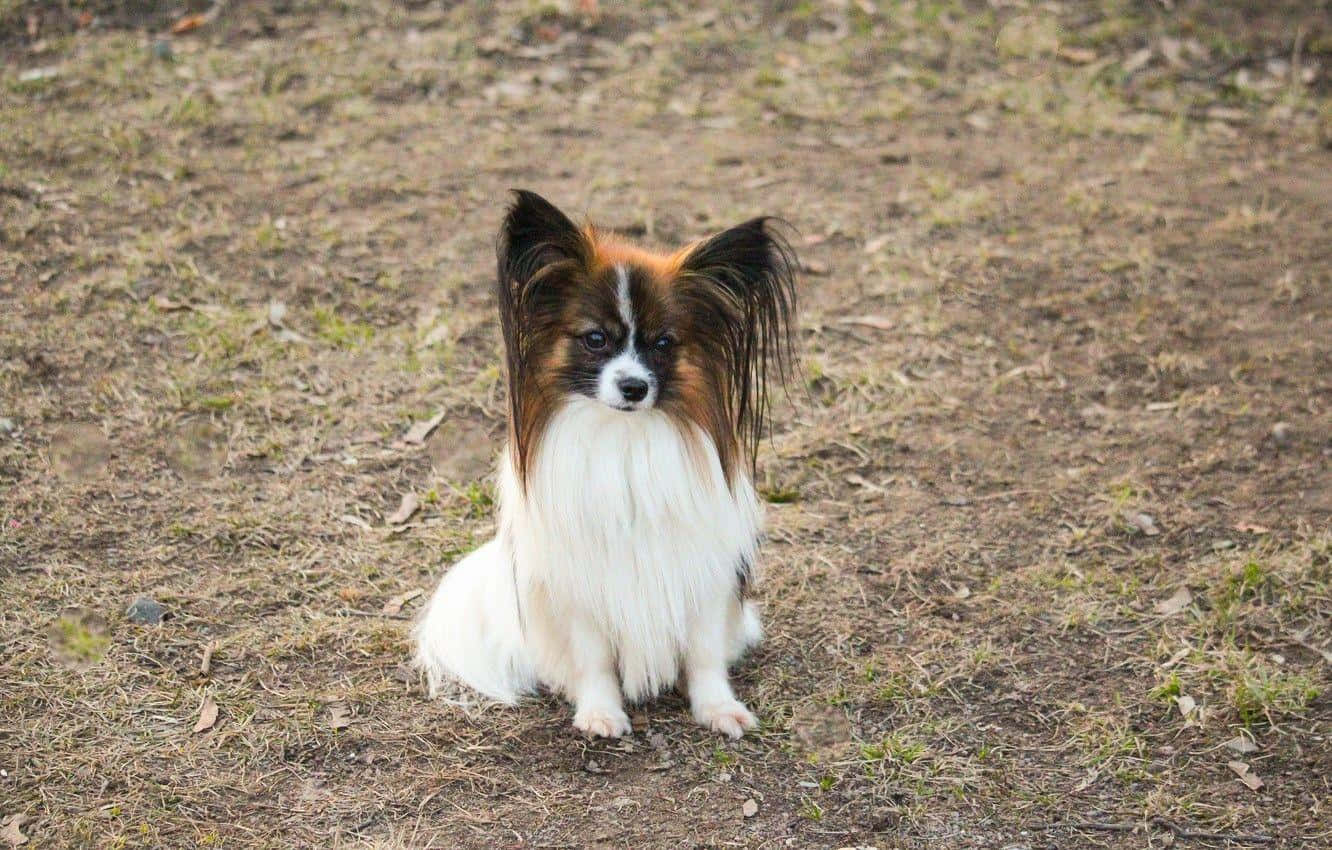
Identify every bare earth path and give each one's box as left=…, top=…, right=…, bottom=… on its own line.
left=2, top=2, right=1330, bottom=847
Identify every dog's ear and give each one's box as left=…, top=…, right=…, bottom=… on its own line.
left=495, top=191, right=590, bottom=483
left=497, top=190, right=588, bottom=290
left=678, top=217, right=799, bottom=475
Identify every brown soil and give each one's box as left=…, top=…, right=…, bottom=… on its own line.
left=2, top=2, right=1330, bottom=848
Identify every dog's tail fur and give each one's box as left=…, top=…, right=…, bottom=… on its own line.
left=413, top=539, right=537, bottom=704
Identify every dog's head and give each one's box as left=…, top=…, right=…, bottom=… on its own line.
left=495, top=190, right=798, bottom=485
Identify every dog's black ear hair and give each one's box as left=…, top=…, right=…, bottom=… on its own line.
left=497, top=190, right=587, bottom=292
left=495, top=191, right=589, bottom=477
left=678, top=217, right=799, bottom=476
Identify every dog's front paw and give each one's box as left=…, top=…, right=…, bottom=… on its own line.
left=573, top=705, right=632, bottom=738
left=693, top=700, right=757, bottom=739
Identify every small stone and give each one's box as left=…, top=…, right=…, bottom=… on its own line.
left=126, top=597, right=165, bottom=625
left=0, top=417, right=15, bottom=435
left=1271, top=421, right=1293, bottom=446
left=741, top=798, right=759, bottom=818
left=151, top=40, right=174, bottom=61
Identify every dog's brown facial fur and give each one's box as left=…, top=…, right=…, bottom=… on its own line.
left=496, top=190, right=798, bottom=487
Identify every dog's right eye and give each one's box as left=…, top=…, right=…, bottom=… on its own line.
left=582, top=330, right=608, bottom=351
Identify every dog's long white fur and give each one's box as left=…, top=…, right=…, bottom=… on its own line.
left=414, top=397, right=763, bottom=736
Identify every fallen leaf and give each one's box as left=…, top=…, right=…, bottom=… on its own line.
left=1225, top=735, right=1258, bottom=755
left=381, top=588, right=423, bottom=616
left=1227, top=760, right=1264, bottom=791
left=385, top=492, right=420, bottom=525
left=326, top=702, right=352, bottom=730
left=800, top=260, right=830, bottom=276
left=151, top=295, right=188, bottom=311
left=1159, top=36, right=1186, bottom=68
left=964, top=112, right=993, bottom=131
left=77, top=11, right=94, bottom=28
left=17, top=67, right=58, bottom=83
left=1232, top=521, right=1270, bottom=534
left=1127, top=512, right=1160, bottom=536
left=1122, top=47, right=1154, bottom=74
left=170, top=14, right=208, bottom=34
left=1161, top=647, right=1190, bottom=668
left=741, top=798, right=759, bottom=818
left=2, top=814, right=28, bottom=846
left=1175, top=694, right=1196, bottom=718
left=838, top=315, right=894, bottom=331
left=199, top=642, right=214, bottom=676
left=845, top=473, right=886, bottom=494
left=1059, top=46, right=1098, bottom=64
left=402, top=411, right=446, bottom=445
left=421, top=324, right=452, bottom=347
left=1155, top=586, right=1192, bottom=616
left=193, top=695, right=218, bottom=733
left=1206, top=106, right=1250, bottom=124
left=267, top=300, right=288, bottom=327
left=863, top=234, right=892, bottom=255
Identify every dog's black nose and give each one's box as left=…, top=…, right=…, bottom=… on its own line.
left=617, top=377, right=649, bottom=403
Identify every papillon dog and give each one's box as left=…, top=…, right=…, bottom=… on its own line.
left=414, top=191, right=797, bottom=738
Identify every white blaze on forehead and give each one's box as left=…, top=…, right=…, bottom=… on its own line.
left=596, top=264, right=656, bottom=409
left=615, top=264, right=635, bottom=336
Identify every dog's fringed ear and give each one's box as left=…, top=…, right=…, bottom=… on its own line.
left=495, top=191, right=590, bottom=475
left=679, top=217, right=799, bottom=476
left=497, top=190, right=588, bottom=293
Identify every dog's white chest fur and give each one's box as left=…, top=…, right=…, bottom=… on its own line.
left=415, top=399, right=763, bottom=715
left=500, top=400, right=761, bottom=700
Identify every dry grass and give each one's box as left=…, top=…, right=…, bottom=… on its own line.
left=2, top=1, right=1330, bottom=847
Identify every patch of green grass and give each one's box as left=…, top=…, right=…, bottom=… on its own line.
left=253, top=220, right=284, bottom=254
left=1071, top=710, right=1144, bottom=768
left=461, top=482, right=494, bottom=517
left=199, top=395, right=235, bottom=412
left=313, top=308, right=375, bottom=350
left=760, top=484, right=800, bottom=504
left=54, top=617, right=109, bottom=663
left=1231, top=671, right=1319, bottom=726
left=168, top=93, right=218, bottom=128
left=1211, top=560, right=1272, bottom=629
left=874, top=671, right=918, bottom=705
left=861, top=733, right=926, bottom=765
left=1149, top=673, right=1182, bottom=704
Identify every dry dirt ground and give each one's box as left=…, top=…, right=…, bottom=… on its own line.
left=2, top=1, right=1331, bottom=848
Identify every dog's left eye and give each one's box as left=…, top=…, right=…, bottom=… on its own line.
left=652, top=335, right=673, bottom=352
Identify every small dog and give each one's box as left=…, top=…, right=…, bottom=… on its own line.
left=415, top=191, right=796, bottom=738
